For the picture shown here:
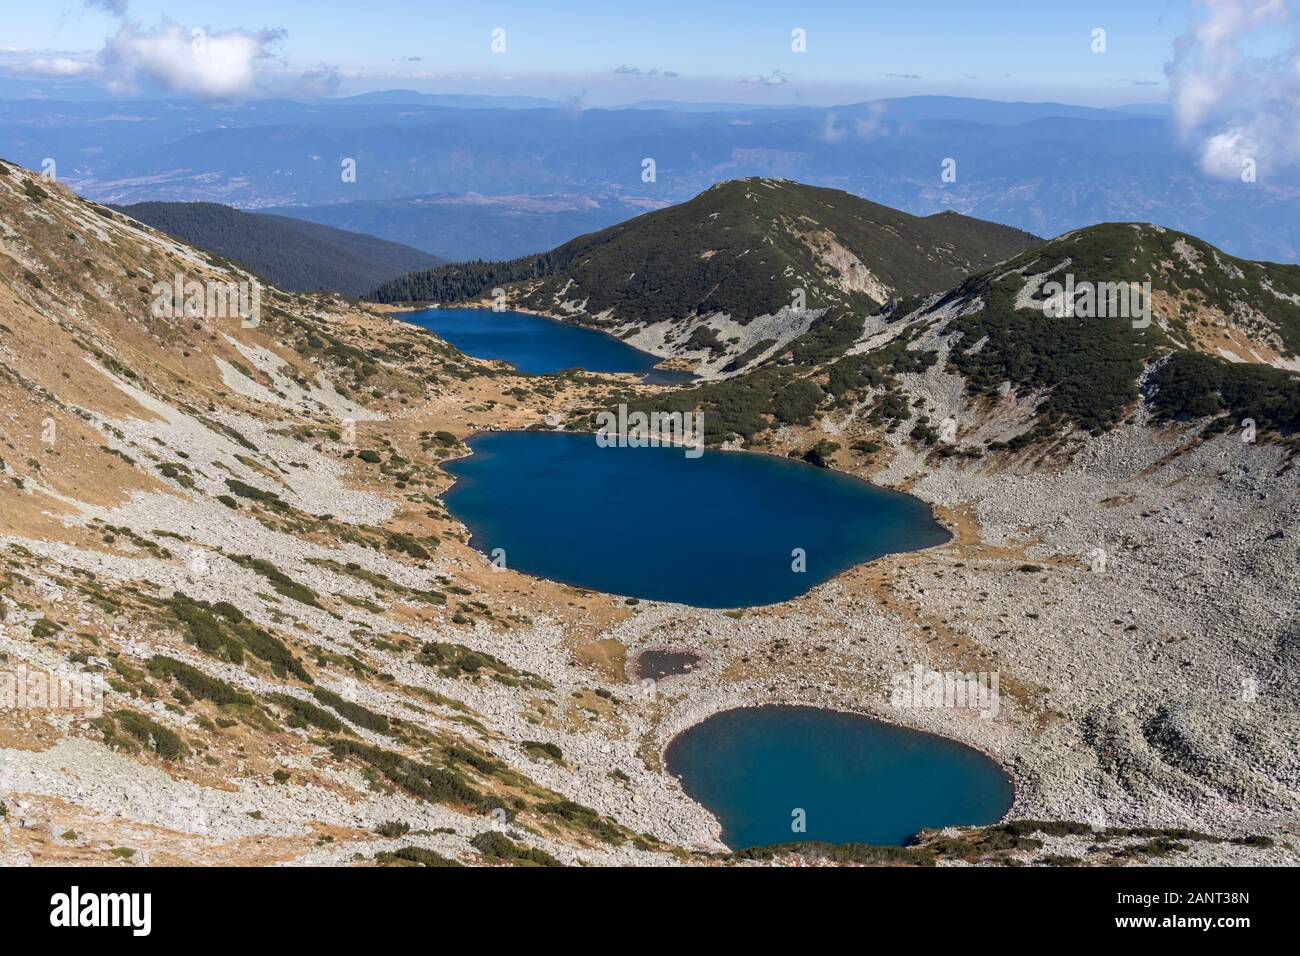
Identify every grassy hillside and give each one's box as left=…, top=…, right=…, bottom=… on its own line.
left=368, top=181, right=1297, bottom=450
left=115, top=201, right=444, bottom=298
left=0, top=157, right=650, bottom=865
left=934, top=223, right=1300, bottom=442
left=369, top=178, right=1041, bottom=323
left=580, top=221, right=1300, bottom=451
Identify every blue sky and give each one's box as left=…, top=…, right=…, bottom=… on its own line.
left=0, top=0, right=1287, bottom=106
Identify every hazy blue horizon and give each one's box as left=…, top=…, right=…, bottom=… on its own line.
left=0, top=1, right=1248, bottom=108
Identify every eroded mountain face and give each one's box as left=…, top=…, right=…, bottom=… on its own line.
left=0, top=162, right=673, bottom=865
left=562, top=219, right=1300, bottom=457
left=890, top=222, right=1300, bottom=447
left=510, top=180, right=1042, bottom=320
left=370, top=178, right=1043, bottom=378
left=373, top=182, right=1299, bottom=455
left=1, top=161, right=1297, bottom=867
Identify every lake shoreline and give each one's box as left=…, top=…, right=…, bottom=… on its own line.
left=407, top=312, right=1293, bottom=858
left=658, top=699, right=1020, bottom=852
left=434, top=428, right=1010, bottom=853
left=393, top=303, right=696, bottom=383
left=438, top=428, right=956, bottom=611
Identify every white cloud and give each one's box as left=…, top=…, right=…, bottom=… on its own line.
left=294, top=65, right=342, bottom=97
left=99, top=20, right=285, bottom=99
left=85, top=0, right=130, bottom=15
left=613, top=64, right=676, bottom=78
left=1167, top=0, right=1300, bottom=178
left=1200, top=129, right=1256, bottom=176
left=820, top=113, right=847, bottom=143
left=854, top=101, right=888, bottom=139
left=741, top=69, right=791, bottom=86
left=820, top=102, right=889, bottom=143
left=27, top=57, right=97, bottom=77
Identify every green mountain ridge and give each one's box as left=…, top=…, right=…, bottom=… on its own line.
left=925, top=222, right=1300, bottom=442
left=585, top=222, right=1300, bottom=454
left=369, top=178, right=1041, bottom=321
left=373, top=177, right=1297, bottom=452
left=115, top=201, right=444, bottom=298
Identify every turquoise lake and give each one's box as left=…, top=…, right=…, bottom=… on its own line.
left=402, top=307, right=693, bottom=384
left=665, top=706, right=1014, bottom=849
left=440, top=431, right=951, bottom=608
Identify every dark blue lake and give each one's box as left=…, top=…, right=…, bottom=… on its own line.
left=665, top=706, right=1014, bottom=849
left=402, top=307, right=692, bottom=384
left=441, top=431, right=951, bottom=608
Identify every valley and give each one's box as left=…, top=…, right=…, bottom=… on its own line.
left=0, top=159, right=1297, bottom=868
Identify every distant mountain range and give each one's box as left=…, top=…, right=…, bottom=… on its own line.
left=266, top=194, right=653, bottom=262
left=0, top=94, right=1292, bottom=263
left=332, top=90, right=562, bottom=109
left=115, top=201, right=443, bottom=297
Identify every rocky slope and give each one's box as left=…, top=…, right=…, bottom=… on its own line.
left=0, top=160, right=680, bottom=865
left=0, top=160, right=1296, bottom=867
left=891, top=222, right=1300, bottom=444
left=571, top=216, right=1300, bottom=455
left=370, top=178, right=1041, bottom=376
